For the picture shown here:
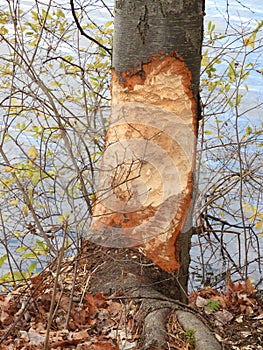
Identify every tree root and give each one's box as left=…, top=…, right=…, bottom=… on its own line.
left=175, top=310, right=222, bottom=350
left=131, top=288, right=222, bottom=350
left=84, top=244, right=222, bottom=349
left=142, top=308, right=171, bottom=349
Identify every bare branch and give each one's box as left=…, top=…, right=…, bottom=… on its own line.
left=70, top=0, right=112, bottom=56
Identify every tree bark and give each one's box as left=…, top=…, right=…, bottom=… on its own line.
left=113, top=0, right=204, bottom=98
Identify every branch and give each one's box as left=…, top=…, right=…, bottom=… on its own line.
left=70, top=0, right=112, bottom=56
left=202, top=213, right=251, bottom=230
left=43, top=55, right=85, bottom=72
left=100, top=0, right=114, bottom=17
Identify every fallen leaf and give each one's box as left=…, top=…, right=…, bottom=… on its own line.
left=214, top=310, right=234, bottom=325
left=108, top=300, right=122, bottom=317
left=28, top=330, right=45, bottom=345
left=195, top=296, right=208, bottom=308
left=91, top=341, right=119, bottom=349
left=241, top=331, right=252, bottom=338
left=235, top=315, right=244, bottom=323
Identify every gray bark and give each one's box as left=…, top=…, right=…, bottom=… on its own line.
left=175, top=310, right=222, bottom=350
left=113, top=0, right=205, bottom=99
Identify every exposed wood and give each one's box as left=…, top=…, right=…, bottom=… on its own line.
left=91, top=53, right=197, bottom=272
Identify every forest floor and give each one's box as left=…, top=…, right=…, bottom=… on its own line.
left=0, top=243, right=262, bottom=350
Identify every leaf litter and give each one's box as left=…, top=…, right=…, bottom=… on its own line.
left=0, top=251, right=262, bottom=350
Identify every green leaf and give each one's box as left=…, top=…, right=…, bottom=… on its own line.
left=227, top=99, right=234, bottom=107
left=56, top=9, right=65, bottom=18
left=28, top=262, right=37, bottom=274
left=50, top=80, right=62, bottom=87
left=227, top=61, right=237, bottom=82
left=0, top=272, right=12, bottom=284
left=16, top=246, right=28, bottom=253
left=13, top=271, right=25, bottom=282
left=105, top=21, right=113, bottom=27
left=31, top=172, right=40, bottom=186
left=236, top=93, right=243, bottom=106
left=0, top=254, right=7, bottom=268
left=28, top=146, right=38, bottom=160
left=22, top=252, right=37, bottom=260
left=31, top=10, right=39, bottom=21
left=205, top=299, right=221, bottom=313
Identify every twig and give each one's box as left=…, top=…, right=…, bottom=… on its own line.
left=70, top=0, right=112, bottom=56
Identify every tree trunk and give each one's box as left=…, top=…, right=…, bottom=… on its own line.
left=82, top=1, right=220, bottom=348
left=90, top=0, right=204, bottom=300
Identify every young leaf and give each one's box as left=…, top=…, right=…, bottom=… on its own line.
left=236, top=93, right=243, bottom=106
left=244, top=35, right=255, bottom=48
left=22, top=252, right=37, bottom=260
left=22, top=204, right=29, bottom=217
left=28, top=262, right=37, bottom=274
left=246, top=125, right=252, bottom=135
left=16, top=246, right=28, bottom=253
left=255, top=221, right=262, bottom=231
left=28, top=146, right=38, bottom=160
left=0, top=254, right=7, bottom=268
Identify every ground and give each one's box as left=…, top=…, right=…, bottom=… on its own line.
left=0, top=243, right=262, bottom=349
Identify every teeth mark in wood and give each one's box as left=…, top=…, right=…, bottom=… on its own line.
left=90, top=53, right=197, bottom=272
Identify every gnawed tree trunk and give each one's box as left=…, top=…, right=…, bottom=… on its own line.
left=90, top=0, right=204, bottom=296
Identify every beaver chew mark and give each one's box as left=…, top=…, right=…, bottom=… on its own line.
left=91, top=52, right=197, bottom=272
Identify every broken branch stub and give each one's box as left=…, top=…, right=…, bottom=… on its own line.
left=89, top=54, right=197, bottom=272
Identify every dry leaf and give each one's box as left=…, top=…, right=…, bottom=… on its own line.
left=214, top=310, right=234, bottom=325
left=28, top=330, right=45, bottom=345
left=195, top=296, right=208, bottom=308
left=91, top=341, right=119, bottom=350
left=235, top=315, right=244, bottom=323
